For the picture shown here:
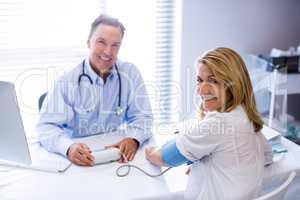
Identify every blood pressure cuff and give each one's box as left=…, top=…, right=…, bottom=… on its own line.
left=162, top=139, right=192, bottom=167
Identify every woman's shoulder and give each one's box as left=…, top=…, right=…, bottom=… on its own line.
left=205, top=105, right=249, bottom=124
left=179, top=116, right=225, bottom=138
left=205, top=105, right=244, bottom=117
left=203, top=105, right=255, bottom=134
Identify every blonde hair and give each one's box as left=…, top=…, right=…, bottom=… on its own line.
left=197, top=47, right=263, bottom=132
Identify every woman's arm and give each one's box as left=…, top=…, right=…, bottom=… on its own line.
left=145, top=147, right=166, bottom=167
left=145, top=139, right=192, bottom=167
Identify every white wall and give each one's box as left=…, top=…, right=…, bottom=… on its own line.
left=179, top=0, right=300, bottom=120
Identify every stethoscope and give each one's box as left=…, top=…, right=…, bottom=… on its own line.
left=77, top=60, right=123, bottom=116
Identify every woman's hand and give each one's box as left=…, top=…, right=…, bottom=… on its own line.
left=145, top=147, right=165, bottom=166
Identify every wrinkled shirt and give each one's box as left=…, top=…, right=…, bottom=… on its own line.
left=176, top=106, right=271, bottom=200
left=36, top=59, right=153, bottom=156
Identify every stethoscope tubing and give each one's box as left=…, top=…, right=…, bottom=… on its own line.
left=77, top=60, right=122, bottom=115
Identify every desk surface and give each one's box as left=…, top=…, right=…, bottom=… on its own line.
left=1, top=134, right=300, bottom=200
left=0, top=135, right=169, bottom=200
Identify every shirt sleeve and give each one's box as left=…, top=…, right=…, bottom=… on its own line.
left=124, top=64, right=153, bottom=145
left=36, top=77, right=74, bottom=156
left=175, top=117, right=220, bottom=161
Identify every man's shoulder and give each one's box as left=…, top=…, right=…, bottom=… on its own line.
left=117, top=59, right=140, bottom=74
left=57, top=62, right=82, bottom=82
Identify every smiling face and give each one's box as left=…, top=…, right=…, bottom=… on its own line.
left=197, top=62, right=226, bottom=112
left=87, top=24, right=122, bottom=75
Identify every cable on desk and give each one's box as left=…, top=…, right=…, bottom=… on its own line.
left=115, top=154, right=172, bottom=177
left=116, top=164, right=172, bottom=177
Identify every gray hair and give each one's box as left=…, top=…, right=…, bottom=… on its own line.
left=88, top=14, right=125, bottom=40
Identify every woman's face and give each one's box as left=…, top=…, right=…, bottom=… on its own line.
left=197, top=63, right=226, bottom=112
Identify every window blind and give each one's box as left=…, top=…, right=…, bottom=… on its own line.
left=0, top=0, right=104, bottom=136
left=155, top=0, right=177, bottom=124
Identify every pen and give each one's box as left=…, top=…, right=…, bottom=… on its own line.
left=78, top=150, right=94, bottom=162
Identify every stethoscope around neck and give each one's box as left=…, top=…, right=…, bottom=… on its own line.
left=76, top=60, right=123, bottom=116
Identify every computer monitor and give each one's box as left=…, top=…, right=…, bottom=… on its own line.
left=0, top=81, right=32, bottom=165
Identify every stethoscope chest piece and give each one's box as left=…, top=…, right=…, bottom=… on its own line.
left=115, top=106, right=124, bottom=116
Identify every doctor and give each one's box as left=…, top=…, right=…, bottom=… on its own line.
left=37, top=14, right=153, bottom=166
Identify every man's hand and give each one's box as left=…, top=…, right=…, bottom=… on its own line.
left=106, top=138, right=139, bottom=162
left=67, top=143, right=94, bottom=166
left=145, top=147, right=165, bottom=167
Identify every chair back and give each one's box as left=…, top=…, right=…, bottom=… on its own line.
left=254, top=171, right=296, bottom=200
left=38, top=93, right=47, bottom=111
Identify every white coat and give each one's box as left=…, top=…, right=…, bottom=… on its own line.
left=176, top=106, right=272, bottom=200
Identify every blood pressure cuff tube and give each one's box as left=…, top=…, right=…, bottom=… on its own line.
left=161, top=139, right=192, bottom=167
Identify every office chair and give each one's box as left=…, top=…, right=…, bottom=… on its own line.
left=254, top=171, right=296, bottom=200
left=38, top=93, right=47, bottom=111
left=136, top=171, right=296, bottom=200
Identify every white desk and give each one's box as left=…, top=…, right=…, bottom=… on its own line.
left=0, top=135, right=170, bottom=200
left=1, top=133, right=300, bottom=200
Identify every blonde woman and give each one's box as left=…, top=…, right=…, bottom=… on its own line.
left=145, top=47, right=273, bottom=200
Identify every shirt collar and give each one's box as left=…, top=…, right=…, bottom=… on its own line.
left=109, top=63, right=118, bottom=78
left=84, top=59, right=98, bottom=84
left=85, top=59, right=118, bottom=85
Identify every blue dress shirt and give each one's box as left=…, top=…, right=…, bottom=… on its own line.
left=36, top=59, right=153, bottom=156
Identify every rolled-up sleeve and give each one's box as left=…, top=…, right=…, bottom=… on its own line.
left=36, top=78, right=74, bottom=156
left=176, top=118, right=219, bottom=161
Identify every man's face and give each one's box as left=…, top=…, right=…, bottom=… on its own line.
left=87, top=24, right=123, bottom=74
